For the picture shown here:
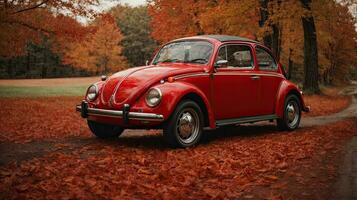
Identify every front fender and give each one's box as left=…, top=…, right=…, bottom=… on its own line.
left=132, top=81, right=216, bottom=129
left=275, top=80, right=309, bottom=118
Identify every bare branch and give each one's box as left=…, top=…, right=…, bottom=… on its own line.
left=11, top=0, right=51, bottom=14
left=0, top=20, right=54, bottom=34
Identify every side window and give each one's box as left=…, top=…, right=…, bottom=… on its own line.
left=216, top=46, right=227, bottom=62
left=215, top=45, right=254, bottom=68
left=256, top=47, right=277, bottom=71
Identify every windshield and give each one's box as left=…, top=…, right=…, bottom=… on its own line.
left=152, top=40, right=213, bottom=65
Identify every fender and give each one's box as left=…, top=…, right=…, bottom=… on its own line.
left=156, top=81, right=216, bottom=129
left=275, top=80, right=309, bottom=118
left=131, top=81, right=216, bottom=129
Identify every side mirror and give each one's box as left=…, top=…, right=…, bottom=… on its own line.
left=215, top=60, right=228, bottom=68
left=101, top=75, right=107, bottom=81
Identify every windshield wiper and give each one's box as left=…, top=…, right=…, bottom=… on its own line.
left=186, top=58, right=208, bottom=64
left=155, top=59, right=182, bottom=64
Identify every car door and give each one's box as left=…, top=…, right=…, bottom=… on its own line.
left=255, top=46, right=284, bottom=115
left=212, top=43, right=261, bottom=120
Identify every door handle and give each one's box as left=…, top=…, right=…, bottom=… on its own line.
left=251, top=75, right=260, bottom=80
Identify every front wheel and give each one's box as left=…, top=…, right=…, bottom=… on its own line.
left=163, top=100, right=204, bottom=148
left=87, top=120, right=124, bottom=138
left=277, top=95, right=301, bottom=131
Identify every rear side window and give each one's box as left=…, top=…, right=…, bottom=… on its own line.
left=256, top=47, right=277, bottom=71
left=216, top=45, right=254, bottom=68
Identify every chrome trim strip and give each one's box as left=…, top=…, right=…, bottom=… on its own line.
left=214, top=72, right=284, bottom=78
left=76, top=105, right=164, bottom=122
left=145, top=87, right=163, bottom=107
left=174, top=73, right=209, bottom=80
left=216, top=114, right=278, bottom=126
left=86, top=84, right=99, bottom=102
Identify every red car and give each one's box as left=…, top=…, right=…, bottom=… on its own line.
left=76, top=35, right=310, bottom=148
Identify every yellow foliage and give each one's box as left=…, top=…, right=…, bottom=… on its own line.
left=63, top=15, right=127, bottom=74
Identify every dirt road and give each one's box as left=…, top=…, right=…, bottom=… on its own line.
left=301, top=81, right=357, bottom=127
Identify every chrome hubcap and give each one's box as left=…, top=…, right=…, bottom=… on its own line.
left=176, top=108, right=200, bottom=144
left=286, top=101, right=299, bottom=127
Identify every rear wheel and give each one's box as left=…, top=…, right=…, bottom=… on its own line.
left=277, top=95, right=301, bottom=131
left=163, top=100, right=204, bottom=148
left=87, top=120, right=124, bottom=138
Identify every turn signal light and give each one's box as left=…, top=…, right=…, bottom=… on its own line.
left=168, top=77, right=175, bottom=83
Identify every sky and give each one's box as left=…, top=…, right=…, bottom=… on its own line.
left=77, top=0, right=146, bottom=23
left=99, top=0, right=146, bottom=10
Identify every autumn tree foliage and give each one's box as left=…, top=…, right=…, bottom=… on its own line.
left=63, top=15, right=127, bottom=74
left=0, top=0, right=98, bottom=58
left=148, top=0, right=357, bottom=88
left=314, top=0, right=357, bottom=84
left=110, top=5, right=158, bottom=67
left=147, top=0, right=205, bottom=43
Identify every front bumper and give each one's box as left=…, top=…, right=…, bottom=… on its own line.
left=76, top=101, right=164, bottom=122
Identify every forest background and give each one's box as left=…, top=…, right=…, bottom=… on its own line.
left=0, top=0, right=356, bottom=94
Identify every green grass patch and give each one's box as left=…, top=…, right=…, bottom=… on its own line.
left=0, top=85, right=88, bottom=97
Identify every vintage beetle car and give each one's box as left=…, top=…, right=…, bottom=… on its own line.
left=76, top=35, right=310, bottom=148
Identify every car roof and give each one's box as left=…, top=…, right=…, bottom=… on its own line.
left=173, top=35, right=260, bottom=43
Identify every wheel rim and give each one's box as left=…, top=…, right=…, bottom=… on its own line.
left=176, top=108, right=200, bottom=144
left=286, top=100, right=300, bottom=128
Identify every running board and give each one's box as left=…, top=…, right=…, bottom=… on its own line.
left=216, top=114, right=278, bottom=127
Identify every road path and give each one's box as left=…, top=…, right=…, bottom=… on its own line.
left=333, top=137, right=357, bottom=200
left=301, top=81, right=357, bottom=127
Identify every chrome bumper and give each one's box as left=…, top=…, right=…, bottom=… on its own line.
left=76, top=101, right=164, bottom=122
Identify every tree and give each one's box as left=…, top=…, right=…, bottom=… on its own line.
left=314, top=0, right=357, bottom=85
left=110, top=5, right=158, bottom=67
left=148, top=0, right=206, bottom=43
left=0, top=0, right=99, bottom=58
left=148, top=0, right=260, bottom=43
left=300, top=0, right=320, bottom=93
left=63, top=14, right=127, bottom=74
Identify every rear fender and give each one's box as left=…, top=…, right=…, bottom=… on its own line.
left=275, top=80, right=309, bottom=118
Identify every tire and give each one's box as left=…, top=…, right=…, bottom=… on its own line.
left=87, top=120, right=124, bottom=139
left=277, top=94, right=301, bottom=131
left=163, top=100, right=204, bottom=148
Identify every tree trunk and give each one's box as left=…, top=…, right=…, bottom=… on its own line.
left=7, top=59, right=13, bottom=78
left=301, top=0, right=319, bottom=93
left=259, top=0, right=281, bottom=59
left=288, top=49, right=293, bottom=80
left=272, top=24, right=281, bottom=60
left=259, top=0, right=272, bottom=47
left=42, top=51, right=47, bottom=78
left=193, top=0, right=204, bottom=35
left=26, top=50, right=31, bottom=78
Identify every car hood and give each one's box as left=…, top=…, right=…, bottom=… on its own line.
left=100, top=64, right=205, bottom=108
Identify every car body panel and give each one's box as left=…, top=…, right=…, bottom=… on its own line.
left=78, top=35, right=309, bottom=129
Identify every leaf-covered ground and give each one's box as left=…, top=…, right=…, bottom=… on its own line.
left=0, top=97, right=89, bottom=143
left=0, top=94, right=351, bottom=144
left=303, top=86, right=351, bottom=117
left=0, top=97, right=356, bottom=199
left=0, top=119, right=356, bottom=199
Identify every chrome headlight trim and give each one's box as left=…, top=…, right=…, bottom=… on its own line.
left=86, top=84, right=98, bottom=101
left=145, top=87, right=162, bottom=107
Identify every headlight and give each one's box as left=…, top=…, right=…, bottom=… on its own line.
left=86, top=84, right=98, bottom=101
left=145, top=88, right=162, bottom=107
